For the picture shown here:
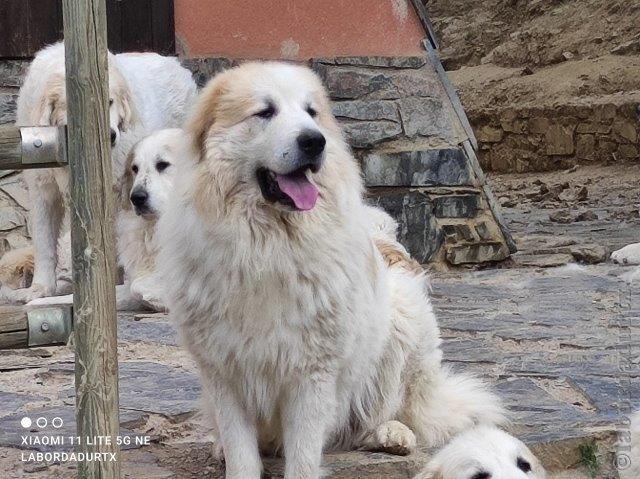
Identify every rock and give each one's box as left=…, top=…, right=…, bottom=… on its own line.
left=545, top=123, right=576, bottom=156
left=611, top=38, right=640, bottom=55
left=433, top=195, right=480, bottom=218
left=562, top=51, right=575, bottom=61
left=0, top=60, right=28, bottom=88
left=362, top=149, right=473, bottom=187
left=477, top=125, right=504, bottom=143
left=445, top=242, right=510, bottom=265
left=514, top=253, right=574, bottom=267
left=0, top=207, right=26, bottom=231
left=0, top=93, right=17, bottom=125
left=182, top=58, right=234, bottom=88
left=549, top=210, right=574, bottom=224
left=570, top=245, right=608, bottom=264
left=575, top=210, right=598, bottom=222
left=397, top=97, right=449, bottom=138
left=332, top=100, right=399, bottom=123
left=613, top=120, right=638, bottom=143
left=341, top=120, right=402, bottom=149
left=371, top=190, right=441, bottom=264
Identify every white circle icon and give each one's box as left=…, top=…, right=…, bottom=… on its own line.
left=36, top=417, right=47, bottom=428
left=20, top=417, right=32, bottom=429
left=52, top=417, right=63, bottom=429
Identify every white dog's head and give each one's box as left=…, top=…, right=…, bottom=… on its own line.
left=188, top=62, right=354, bottom=216
left=120, top=129, right=188, bottom=218
left=417, top=427, right=546, bottom=479
left=37, top=54, right=135, bottom=147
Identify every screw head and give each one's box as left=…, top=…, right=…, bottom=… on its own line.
left=41, top=322, right=49, bottom=332
left=33, top=139, right=43, bottom=148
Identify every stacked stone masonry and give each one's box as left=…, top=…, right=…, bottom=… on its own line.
left=471, top=95, right=640, bottom=172
left=0, top=56, right=512, bottom=265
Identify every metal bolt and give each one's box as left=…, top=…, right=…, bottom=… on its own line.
left=41, top=322, right=50, bottom=332
left=34, top=139, right=43, bottom=148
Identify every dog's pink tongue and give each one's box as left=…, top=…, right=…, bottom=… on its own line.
left=275, top=173, right=319, bottom=211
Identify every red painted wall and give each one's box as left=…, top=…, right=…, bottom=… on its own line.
left=175, top=0, right=426, bottom=59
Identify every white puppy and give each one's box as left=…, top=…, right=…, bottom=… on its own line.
left=8, top=41, right=196, bottom=303
left=27, top=129, right=189, bottom=311
left=415, top=426, right=547, bottom=479
left=158, top=62, right=504, bottom=479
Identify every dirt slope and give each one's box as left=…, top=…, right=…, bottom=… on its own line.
left=427, top=0, right=640, bottom=172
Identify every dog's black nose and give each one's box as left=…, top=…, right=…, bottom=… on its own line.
left=297, top=130, right=326, bottom=159
left=130, top=188, right=148, bottom=207
left=110, top=129, right=117, bottom=146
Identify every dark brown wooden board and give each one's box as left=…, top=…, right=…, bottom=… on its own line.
left=0, top=0, right=174, bottom=58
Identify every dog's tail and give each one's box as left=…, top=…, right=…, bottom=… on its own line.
left=0, top=246, right=35, bottom=290
left=402, top=367, right=507, bottom=447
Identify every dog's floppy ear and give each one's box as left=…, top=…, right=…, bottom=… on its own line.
left=116, top=86, right=136, bottom=132
left=116, top=149, right=136, bottom=211
left=187, top=77, right=227, bottom=159
left=37, top=75, right=66, bottom=126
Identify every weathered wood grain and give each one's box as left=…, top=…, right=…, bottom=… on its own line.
left=0, top=126, right=22, bottom=169
left=0, top=331, right=28, bottom=349
left=0, top=306, right=28, bottom=334
left=62, top=0, right=121, bottom=477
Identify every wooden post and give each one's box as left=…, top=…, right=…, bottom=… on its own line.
left=61, top=1, right=121, bottom=478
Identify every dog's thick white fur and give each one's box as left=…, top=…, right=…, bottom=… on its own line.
left=27, top=128, right=189, bottom=311
left=8, top=41, right=196, bottom=303
left=158, top=62, right=504, bottom=479
left=415, top=426, right=547, bottom=479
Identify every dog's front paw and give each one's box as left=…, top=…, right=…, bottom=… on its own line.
left=365, top=420, right=416, bottom=456
left=612, top=243, right=640, bottom=265
left=4, top=284, right=53, bottom=304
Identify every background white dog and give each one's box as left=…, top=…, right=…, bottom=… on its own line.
left=7, top=42, right=196, bottom=303
left=415, top=426, right=547, bottom=479
left=158, top=62, right=504, bottom=479
left=28, top=128, right=189, bottom=311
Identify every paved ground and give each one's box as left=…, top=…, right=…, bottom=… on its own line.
left=0, top=164, right=639, bottom=478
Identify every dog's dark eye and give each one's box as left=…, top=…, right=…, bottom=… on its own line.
left=131, top=164, right=138, bottom=174
left=156, top=160, right=170, bottom=173
left=109, top=98, right=114, bottom=106
left=306, top=105, right=318, bottom=118
left=517, top=457, right=532, bottom=473
left=255, top=103, right=276, bottom=119
left=471, top=473, right=491, bottom=479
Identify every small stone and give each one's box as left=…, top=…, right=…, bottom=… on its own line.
left=575, top=210, right=598, bottom=222
left=24, top=463, right=49, bottom=473
left=611, top=38, right=640, bottom=55
left=562, top=51, right=575, bottom=60
left=570, top=245, right=608, bottom=264
left=549, top=210, right=573, bottom=224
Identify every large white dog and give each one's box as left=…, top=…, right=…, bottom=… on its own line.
left=158, top=62, right=504, bottom=479
left=8, top=42, right=196, bottom=303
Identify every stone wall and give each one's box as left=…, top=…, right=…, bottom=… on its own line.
left=0, top=60, right=30, bottom=256
left=0, top=55, right=513, bottom=266
left=472, top=94, right=640, bottom=172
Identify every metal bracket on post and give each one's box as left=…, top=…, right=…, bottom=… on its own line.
left=21, top=127, right=67, bottom=168
left=27, top=307, right=74, bottom=347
